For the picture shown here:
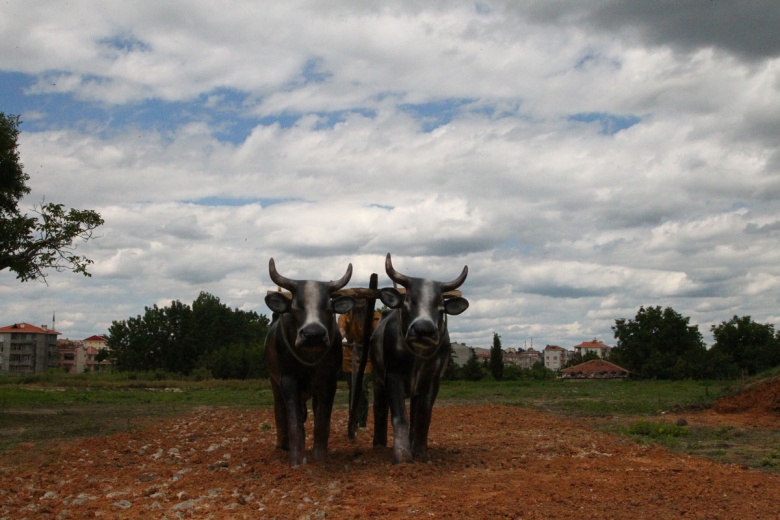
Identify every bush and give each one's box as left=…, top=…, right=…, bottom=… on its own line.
left=189, top=366, right=213, bottom=382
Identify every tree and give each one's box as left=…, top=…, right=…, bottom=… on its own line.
left=462, top=348, right=484, bottom=381
left=610, top=306, right=706, bottom=379
left=529, top=361, right=555, bottom=381
left=107, top=292, right=270, bottom=376
left=0, top=113, right=103, bottom=281
left=710, top=316, right=780, bottom=377
left=490, top=332, right=504, bottom=381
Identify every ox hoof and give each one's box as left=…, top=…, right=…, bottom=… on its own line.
left=414, top=451, right=430, bottom=463
left=289, top=456, right=307, bottom=468
left=392, top=448, right=413, bottom=464
left=312, top=448, right=328, bottom=461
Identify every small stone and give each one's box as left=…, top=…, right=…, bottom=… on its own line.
left=113, top=500, right=132, bottom=510
left=172, top=498, right=200, bottom=511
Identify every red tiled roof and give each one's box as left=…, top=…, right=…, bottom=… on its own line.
left=573, top=340, right=611, bottom=349
left=561, top=359, right=629, bottom=375
left=84, top=335, right=108, bottom=342
left=544, top=345, right=565, bottom=351
left=0, top=322, right=59, bottom=335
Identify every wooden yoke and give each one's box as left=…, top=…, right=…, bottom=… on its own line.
left=348, top=273, right=378, bottom=439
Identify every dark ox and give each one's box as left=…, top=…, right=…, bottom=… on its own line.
left=370, top=253, right=469, bottom=463
left=264, top=258, right=355, bottom=467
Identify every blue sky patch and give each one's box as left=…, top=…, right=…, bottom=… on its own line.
left=368, top=203, right=394, bottom=211
left=1, top=72, right=263, bottom=143
left=400, top=98, right=476, bottom=132
left=568, top=112, right=641, bottom=135
left=98, top=33, right=151, bottom=54
left=313, top=108, right=376, bottom=130
left=186, top=197, right=298, bottom=207
left=0, top=72, right=32, bottom=118
left=301, top=57, right=332, bottom=84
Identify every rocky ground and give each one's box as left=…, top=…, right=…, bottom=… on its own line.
left=1, top=381, right=779, bottom=519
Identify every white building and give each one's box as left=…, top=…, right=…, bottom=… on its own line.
left=543, top=345, right=570, bottom=371
left=573, top=339, right=612, bottom=359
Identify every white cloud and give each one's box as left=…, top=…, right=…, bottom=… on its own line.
left=2, top=1, right=779, bottom=349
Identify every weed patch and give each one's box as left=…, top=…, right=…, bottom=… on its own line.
left=627, top=421, right=689, bottom=439
left=761, top=452, right=780, bottom=469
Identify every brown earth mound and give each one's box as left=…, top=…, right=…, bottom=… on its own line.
left=2, top=404, right=780, bottom=519
left=714, top=377, right=780, bottom=415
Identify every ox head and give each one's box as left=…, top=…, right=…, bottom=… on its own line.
left=265, top=259, right=355, bottom=362
left=378, top=253, right=469, bottom=356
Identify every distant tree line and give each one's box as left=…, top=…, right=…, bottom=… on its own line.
left=477, top=306, right=780, bottom=382
left=106, top=296, right=779, bottom=382
left=609, top=306, right=780, bottom=380
left=107, top=292, right=270, bottom=378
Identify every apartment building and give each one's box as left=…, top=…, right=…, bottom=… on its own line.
left=543, top=344, right=570, bottom=371
left=0, top=323, right=60, bottom=375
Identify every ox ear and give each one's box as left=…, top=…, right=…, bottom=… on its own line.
left=444, top=297, right=469, bottom=316
left=378, top=287, right=404, bottom=309
left=332, top=295, right=356, bottom=314
left=265, top=292, right=291, bottom=314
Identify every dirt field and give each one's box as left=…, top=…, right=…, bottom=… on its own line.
left=2, top=382, right=779, bottom=519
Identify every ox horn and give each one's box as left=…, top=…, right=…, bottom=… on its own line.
left=328, top=263, right=353, bottom=291
left=268, top=258, right=296, bottom=290
left=440, top=265, right=468, bottom=293
left=385, top=253, right=411, bottom=287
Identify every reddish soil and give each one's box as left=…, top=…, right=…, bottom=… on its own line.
left=2, top=385, right=780, bottom=519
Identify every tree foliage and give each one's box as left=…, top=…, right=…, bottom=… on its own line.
left=107, top=292, right=270, bottom=377
left=610, top=306, right=706, bottom=379
left=709, top=316, right=780, bottom=378
left=0, top=113, right=104, bottom=281
left=490, top=332, right=504, bottom=381
left=462, top=348, right=485, bottom=381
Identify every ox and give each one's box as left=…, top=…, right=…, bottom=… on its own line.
left=370, top=253, right=469, bottom=463
left=264, top=258, right=355, bottom=467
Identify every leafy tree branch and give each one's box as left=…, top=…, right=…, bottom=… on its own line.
left=0, top=112, right=104, bottom=281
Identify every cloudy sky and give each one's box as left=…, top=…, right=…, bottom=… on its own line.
left=2, top=1, right=779, bottom=350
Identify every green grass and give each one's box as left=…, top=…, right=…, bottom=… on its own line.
left=437, top=378, right=730, bottom=416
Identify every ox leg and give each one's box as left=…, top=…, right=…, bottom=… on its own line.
left=372, top=376, right=389, bottom=447
left=270, top=379, right=289, bottom=451
left=311, top=376, right=337, bottom=461
left=386, top=373, right=412, bottom=464
left=281, top=375, right=307, bottom=467
left=410, top=387, right=438, bottom=463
